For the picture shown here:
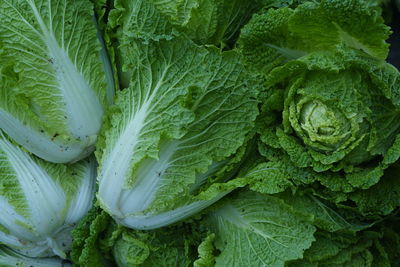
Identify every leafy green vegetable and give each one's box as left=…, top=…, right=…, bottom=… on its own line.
left=289, top=216, right=400, bottom=267
left=347, top=161, right=400, bottom=217
left=206, top=190, right=316, bottom=267
left=109, top=0, right=260, bottom=47
left=70, top=207, right=115, bottom=266
left=71, top=206, right=206, bottom=267
left=240, top=0, right=391, bottom=74
left=252, top=49, right=400, bottom=203
left=96, top=35, right=259, bottom=229
left=1, top=0, right=399, bottom=266
left=112, top=223, right=202, bottom=267
left=107, top=0, right=265, bottom=88
left=193, top=233, right=216, bottom=267
left=0, top=246, right=71, bottom=267
left=0, top=132, right=95, bottom=258
left=0, top=0, right=114, bottom=163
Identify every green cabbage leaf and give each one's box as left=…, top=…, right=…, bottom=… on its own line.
left=0, top=246, right=71, bottom=267
left=109, top=0, right=261, bottom=47
left=255, top=50, right=400, bottom=198
left=0, top=0, right=114, bottom=163
left=0, top=132, right=96, bottom=258
left=239, top=0, right=391, bottom=74
left=96, top=35, right=259, bottom=230
left=206, top=190, right=316, bottom=267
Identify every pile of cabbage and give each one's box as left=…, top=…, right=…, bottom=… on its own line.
left=0, top=0, right=399, bottom=266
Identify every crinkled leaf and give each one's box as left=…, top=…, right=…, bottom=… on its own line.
left=193, top=234, right=216, bottom=267
left=0, top=132, right=95, bottom=258
left=0, top=246, right=71, bottom=267
left=207, top=190, right=316, bottom=267
left=0, top=0, right=114, bottom=163
left=239, top=0, right=390, bottom=75
left=96, top=36, right=258, bottom=229
left=113, top=224, right=202, bottom=267
left=70, top=207, right=114, bottom=267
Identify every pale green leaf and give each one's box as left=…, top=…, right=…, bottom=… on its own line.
left=208, top=190, right=316, bottom=267
left=0, top=132, right=95, bottom=258
left=0, top=0, right=114, bottom=163
left=96, top=36, right=258, bottom=229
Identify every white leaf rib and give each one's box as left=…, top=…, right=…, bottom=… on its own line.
left=0, top=137, right=65, bottom=235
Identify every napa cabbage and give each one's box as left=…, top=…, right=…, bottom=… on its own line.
left=96, top=35, right=259, bottom=229
left=0, top=0, right=115, bottom=163
left=238, top=0, right=400, bottom=209
left=0, top=132, right=96, bottom=258
left=0, top=246, right=71, bottom=267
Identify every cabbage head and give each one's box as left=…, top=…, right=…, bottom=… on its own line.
left=256, top=50, right=400, bottom=194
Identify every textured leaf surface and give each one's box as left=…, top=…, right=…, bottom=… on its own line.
left=0, top=0, right=113, bottom=162
left=194, top=234, right=216, bottom=267
left=97, top=36, right=258, bottom=229
left=208, top=190, right=316, bottom=267
left=257, top=50, right=400, bottom=195
left=71, top=208, right=114, bottom=267
left=113, top=224, right=202, bottom=267
left=0, top=132, right=95, bottom=258
left=109, top=0, right=262, bottom=88
left=71, top=207, right=204, bottom=267
left=0, top=246, right=70, bottom=267
left=239, top=0, right=390, bottom=75
left=148, top=0, right=259, bottom=45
